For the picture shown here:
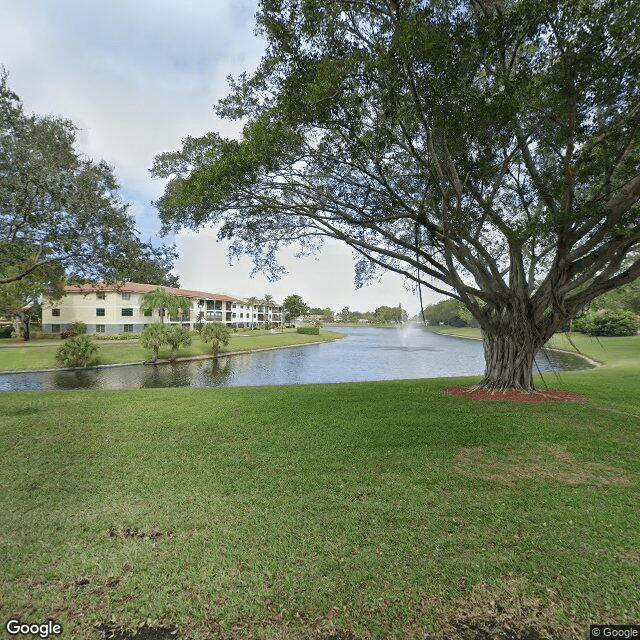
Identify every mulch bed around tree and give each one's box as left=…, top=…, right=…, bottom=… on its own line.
left=441, top=386, right=588, bottom=403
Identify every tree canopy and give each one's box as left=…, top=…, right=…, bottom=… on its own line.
left=1, top=70, right=177, bottom=288
left=153, top=0, right=640, bottom=390
left=139, top=288, right=190, bottom=323
left=283, top=294, right=310, bottom=319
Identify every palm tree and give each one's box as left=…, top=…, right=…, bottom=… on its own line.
left=246, top=296, right=259, bottom=329
left=263, top=294, right=275, bottom=329
left=140, top=288, right=191, bottom=324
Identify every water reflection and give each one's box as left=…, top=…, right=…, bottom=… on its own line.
left=0, top=326, right=593, bottom=392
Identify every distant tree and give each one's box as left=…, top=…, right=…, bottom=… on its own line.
left=0, top=70, right=176, bottom=288
left=339, top=307, right=355, bottom=323
left=164, top=325, right=191, bottom=361
left=373, top=305, right=407, bottom=325
left=424, top=299, right=478, bottom=327
left=283, top=295, right=309, bottom=321
left=140, top=323, right=167, bottom=363
left=140, top=288, right=190, bottom=324
left=200, top=322, right=231, bottom=355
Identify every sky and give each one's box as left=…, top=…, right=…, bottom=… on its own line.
left=0, top=0, right=443, bottom=313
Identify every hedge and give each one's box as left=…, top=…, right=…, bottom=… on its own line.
left=296, top=326, right=320, bottom=335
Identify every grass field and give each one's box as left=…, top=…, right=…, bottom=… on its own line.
left=0, top=329, right=342, bottom=372
left=0, top=332, right=639, bottom=639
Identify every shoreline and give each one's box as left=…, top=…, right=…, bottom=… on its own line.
left=429, top=327, right=603, bottom=368
left=0, top=333, right=346, bottom=375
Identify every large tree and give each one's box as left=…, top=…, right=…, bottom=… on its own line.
left=152, top=0, right=640, bottom=391
left=0, top=70, right=176, bottom=288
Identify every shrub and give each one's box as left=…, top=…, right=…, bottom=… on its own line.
left=200, top=322, right=231, bottom=355
left=70, top=321, right=87, bottom=334
left=55, top=334, right=99, bottom=368
left=164, top=325, right=192, bottom=361
left=574, top=309, right=640, bottom=336
left=59, top=329, right=79, bottom=339
left=140, top=324, right=167, bottom=362
left=296, top=326, right=320, bottom=335
left=0, top=325, right=13, bottom=338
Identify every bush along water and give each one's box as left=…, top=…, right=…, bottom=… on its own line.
left=55, top=334, right=99, bottom=368
left=199, top=323, right=230, bottom=355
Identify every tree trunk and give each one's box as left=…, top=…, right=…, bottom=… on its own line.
left=477, top=329, right=543, bottom=392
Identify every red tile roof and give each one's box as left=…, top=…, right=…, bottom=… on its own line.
left=63, top=282, right=240, bottom=302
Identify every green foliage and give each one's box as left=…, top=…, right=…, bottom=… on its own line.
left=296, top=326, right=320, bottom=335
left=573, top=309, right=640, bottom=337
left=199, top=322, right=231, bottom=355
left=372, top=305, right=407, bottom=325
left=588, top=282, right=640, bottom=316
left=164, top=325, right=192, bottom=361
left=140, top=288, right=190, bottom=322
left=140, top=323, right=167, bottom=362
left=70, top=321, right=87, bottom=334
left=424, top=299, right=479, bottom=327
left=283, top=295, right=309, bottom=320
left=0, top=70, right=176, bottom=287
left=54, top=334, right=98, bottom=368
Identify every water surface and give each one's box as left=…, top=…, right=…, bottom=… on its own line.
left=0, top=326, right=592, bottom=392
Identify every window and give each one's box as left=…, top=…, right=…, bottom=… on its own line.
left=52, top=308, right=60, bottom=317
left=96, top=308, right=105, bottom=316
left=121, top=308, right=133, bottom=316
left=240, top=313, right=244, bottom=318
left=121, top=292, right=131, bottom=300
left=96, top=292, right=106, bottom=300
left=143, top=309, right=152, bottom=317
left=123, top=324, right=134, bottom=333
left=51, top=324, right=60, bottom=333
left=95, top=325, right=105, bottom=333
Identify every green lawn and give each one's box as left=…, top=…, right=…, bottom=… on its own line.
left=0, top=329, right=342, bottom=371
left=0, top=334, right=638, bottom=639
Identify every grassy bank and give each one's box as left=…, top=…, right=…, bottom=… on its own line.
left=1, top=333, right=638, bottom=639
left=0, top=329, right=343, bottom=372
left=431, top=325, right=640, bottom=368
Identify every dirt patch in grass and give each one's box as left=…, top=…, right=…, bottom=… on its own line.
left=454, top=443, right=629, bottom=485
left=97, top=624, right=182, bottom=640
left=441, top=386, right=588, bottom=403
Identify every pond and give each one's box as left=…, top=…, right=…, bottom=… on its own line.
left=0, top=326, right=593, bottom=392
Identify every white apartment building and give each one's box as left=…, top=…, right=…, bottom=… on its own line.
left=41, top=282, right=283, bottom=334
